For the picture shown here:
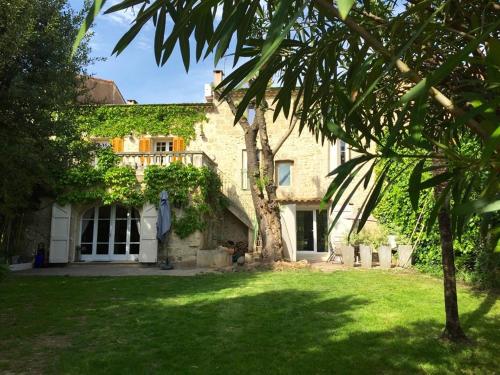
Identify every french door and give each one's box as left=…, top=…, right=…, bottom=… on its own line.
left=80, top=205, right=140, bottom=261
left=296, top=209, right=328, bottom=253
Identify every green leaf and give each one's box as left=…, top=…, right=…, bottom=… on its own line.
left=358, top=165, right=389, bottom=231
left=455, top=198, right=500, bottom=215
left=154, top=6, right=167, bottom=65
left=426, top=183, right=452, bottom=233
left=401, top=19, right=500, bottom=103
left=337, top=0, right=355, bottom=20
left=72, top=0, right=107, bottom=56
left=241, top=1, right=305, bottom=84
left=179, top=34, right=191, bottom=71
left=420, top=172, right=452, bottom=190
left=408, top=159, right=425, bottom=211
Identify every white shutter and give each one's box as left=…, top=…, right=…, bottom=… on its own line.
left=280, top=204, right=297, bottom=262
left=139, top=203, right=158, bottom=263
left=49, top=203, right=71, bottom=263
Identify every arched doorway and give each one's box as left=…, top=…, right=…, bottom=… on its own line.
left=80, top=205, right=141, bottom=261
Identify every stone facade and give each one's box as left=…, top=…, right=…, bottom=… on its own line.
left=40, top=75, right=378, bottom=266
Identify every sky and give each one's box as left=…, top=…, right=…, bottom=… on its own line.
left=69, top=0, right=226, bottom=104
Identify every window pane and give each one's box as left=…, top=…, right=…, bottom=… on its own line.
left=131, top=208, right=140, bottom=219
left=316, top=210, right=328, bottom=252
left=114, top=243, right=126, bottom=255
left=80, top=244, right=92, bottom=255
left=130, top=243, right=140, bottom=254
left=81, top=220, right=94, bottom=243
left=297, top=211, right=314, bottom=251
left=83, top=208, right=95, bottom=219
left=115, top=205, right=128, bottom=219
left=97, top=219, right=110, bottom=242
left=168, top=142, right=173, bottom=151
left=340, top=141, right=346, bottom=164
left=278, top=163, right=291, bottom=186
left=130, top=219, right=140, bottom=242
left=96, top=243, right=109, bottom=255
left=99, top=206, right=111, bottom=219
left=156, top=142, right=166, bottom=152
left=114, top=219, right=127, bottom=243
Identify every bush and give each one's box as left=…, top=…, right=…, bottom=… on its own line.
left=374, top=159, right=492, bottom=285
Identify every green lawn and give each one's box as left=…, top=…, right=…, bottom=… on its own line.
left=0, top=269, right=498, bottom=374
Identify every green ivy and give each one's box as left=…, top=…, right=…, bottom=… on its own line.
left=74, top=104, right=207, bottom=141
left=374, top=159, right=482, bottom=276
left=56, top=147, right=226, bottom=238
left=143, top=164, right=227, bottom=238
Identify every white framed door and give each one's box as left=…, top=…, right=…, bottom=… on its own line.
left=296, top=209, right=328, bottom=253
left=80, top=205, right=141, bottom=261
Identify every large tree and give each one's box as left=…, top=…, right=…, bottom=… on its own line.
left=0, top=0, right=91, bottom=259
left=215, top=89, right=298, bottom=261
left=77, top=0, right=499, bottom=341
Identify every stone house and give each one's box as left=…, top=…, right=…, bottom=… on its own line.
left=48, top=71, right=374, bottom=266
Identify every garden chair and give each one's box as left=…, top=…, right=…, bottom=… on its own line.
left=327, top=242, right=343, bottom=263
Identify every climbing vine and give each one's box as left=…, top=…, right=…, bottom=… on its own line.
left=56, top=147, right=226, bottom=238
left=74, top=104, right=208, bottom=141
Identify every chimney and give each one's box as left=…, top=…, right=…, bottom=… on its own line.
left=127, top=99, right=138, bottom=105
left=213, top=69, right=224, bottom=86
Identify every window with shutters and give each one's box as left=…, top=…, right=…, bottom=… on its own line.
left=155, top=140, right=173, bottom=152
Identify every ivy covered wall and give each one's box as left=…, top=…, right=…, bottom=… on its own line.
left=74, top=104, right=208, bottom=141
left=56, top=148, right=226, bottom=239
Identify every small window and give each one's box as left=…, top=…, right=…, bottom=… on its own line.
left=94, top=140, right=111, bottom=148
left=155, top=141, right=173, bottom=152
left=339, top=141, right=347, bottom=164
left=247, top=107, right=256, bottom=125
left=276, top=161, right=292, bottom=187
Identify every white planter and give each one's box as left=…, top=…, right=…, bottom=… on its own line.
left=341, top=245, right=355, bottom=267
left=196, top=249, right=232, bottom=268
left=359, top=245, right=372, bottom=268
left=9, top=263, right=33, bottom=271
left=378, top=245, right=392, bottom=269
left=398, top=245, right=413, bottom=267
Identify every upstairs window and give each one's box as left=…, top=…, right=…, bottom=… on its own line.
left=247, top=107, right=256, bottom=125
left=155, top=140, right=173, bottom=152
left=339, top=140, right=347, bottom=165
left=276, top=161, right=292, bottom=187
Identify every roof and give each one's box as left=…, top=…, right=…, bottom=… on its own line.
left=77, top=76, right=127, bottom=105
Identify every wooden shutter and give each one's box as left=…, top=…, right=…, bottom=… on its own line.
left=111, top=137, right=124, bottom=152
left=139, top=203, right=158, bottom=263
left=280, top=204, right=297, bottom=262
left=139, top=138, right=151, bottom=152
left=138, top=138, right=151, bottom=166
left=49, top=203, right=71, bottom=263
left=172, top=137, right=185, bottom=162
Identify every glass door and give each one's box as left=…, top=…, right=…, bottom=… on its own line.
left=296, top=209, right=328, bottom=253
left=80, top=205, right=141, bottom=261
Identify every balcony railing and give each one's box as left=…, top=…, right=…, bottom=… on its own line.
left=115, top=151, right=217, bottom=170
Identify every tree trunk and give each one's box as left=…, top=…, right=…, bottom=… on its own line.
left=215, top=91, right=287, bottom=262
left=242, top=111, right=283, bottom=261
left=434, top=180, right=467, bottom=341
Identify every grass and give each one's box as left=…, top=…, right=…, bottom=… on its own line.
left=0, top=269, right=498, bottom=374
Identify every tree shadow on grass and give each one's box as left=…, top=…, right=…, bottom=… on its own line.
left=48, top=287, right=499, bottom=375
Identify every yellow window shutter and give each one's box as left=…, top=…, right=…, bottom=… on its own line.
left=112, top=138, right=123, bottom=152
left=172, top=137, right=185, bottom=152
left=139, top=138, right=151, bottom=152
